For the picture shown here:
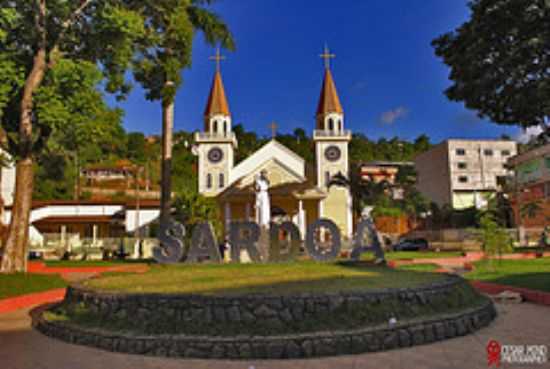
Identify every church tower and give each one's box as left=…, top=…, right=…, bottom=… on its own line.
left=313, top=46, right=353, bottom=237
left=195, top=48, right=237, bottom=196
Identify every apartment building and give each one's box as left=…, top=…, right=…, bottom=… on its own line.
left=414, top=139, right=517, bottom=209
left=507, top=143, right=550, bottom=228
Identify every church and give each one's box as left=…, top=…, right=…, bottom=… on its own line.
left=195, top=49, right=353, bottom=240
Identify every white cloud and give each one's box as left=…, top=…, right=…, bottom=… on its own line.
left=516, top=125, right=544, bottom=143
left=380, top=106, right=409, bottom=125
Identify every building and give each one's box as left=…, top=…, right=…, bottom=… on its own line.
left=0, top=149, right=16, bottom=207
left=507, top=143, right=550, bottom=228
left=414, top=139, right=517, bottom=209
left=360, top=161, right=414, bottom=200
left=195, top=50, right=353, bottom=238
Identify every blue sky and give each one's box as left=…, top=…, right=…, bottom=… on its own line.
left=110, top=0, right=522, bottom=143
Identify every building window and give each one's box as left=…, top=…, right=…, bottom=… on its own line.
left=456, top=148, right=466, bottom=156
left=206, top=173, right=212, bottom=189
left=325, top=171, right=331, bottom=185
left=223, top=121, right=228, bottom=134
left=501, top=150, right=511, bottom=156
left=458, top=176, right=468, bottom=183
left=212, top=120, right=218, bottom=133
left=219, top=173, right=224, bottom=188
left=328, top=118, right=334, bottom=131
left=338, top=120, right=342, bottom=131
left=484, top=149, right=493, bottom=156
left=457, top=162, right=467, bottom=169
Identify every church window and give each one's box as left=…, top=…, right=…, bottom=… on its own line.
left=213, top=120, right=218, bottom=133
left=325, top=171, right=331, bottom=185
left=223, top=120, right=228, bottom=134
left=338, top=120, right=342, bottom=131
left=219, top=173, right=225, bottom=188
left=206, top=173, right=212, bottom=189
left=328, top=118, right=334, bottom=131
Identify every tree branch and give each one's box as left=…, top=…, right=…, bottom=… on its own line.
left=48, top=0, right=94, bottom=69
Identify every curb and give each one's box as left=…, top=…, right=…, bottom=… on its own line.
left=470, top=281, right=550, bottom=307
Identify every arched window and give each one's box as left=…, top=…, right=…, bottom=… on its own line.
left=206, top=173, right=212, bottom=189
left=212, top=120, right=218, bottom=133
left=328, top=118, right=334, bottom=131
left=219, top=173, right=225, bottom=188
left=338, top=120, right=342, bottom=131
left=224, top=120, right=228, bottom=134
left=325, top=171, right=331, bottom=186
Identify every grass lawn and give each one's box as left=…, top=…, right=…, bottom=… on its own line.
left=362, top=250, right=463, bottom=261
left=0, top=273, right=67, bottom=299
left=83, top=261, right=445, bottom=296
left=44, top=259, right=148, bottom=268
left=465, top=258, right=550, bottom=293
left=395, top=263, right=440, bottom=272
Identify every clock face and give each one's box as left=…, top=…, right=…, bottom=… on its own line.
left=324, top=145, right=341, bottom=162
left=207, top=147, right=224, bottom=163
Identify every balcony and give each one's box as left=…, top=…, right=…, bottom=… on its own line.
left=313, top=129, right=352, bottom=141
left=194, top=131, right=237, bottom=146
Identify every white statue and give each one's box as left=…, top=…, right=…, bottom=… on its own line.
left=255, top=170, right=271, bottom=228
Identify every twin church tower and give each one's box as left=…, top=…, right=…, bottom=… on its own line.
left=195, top=47, right=352, bottom=238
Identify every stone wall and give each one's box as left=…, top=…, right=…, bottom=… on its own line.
left=62, top=275, right=476, bottom=335
left=33, top=299, right=496, bottom=359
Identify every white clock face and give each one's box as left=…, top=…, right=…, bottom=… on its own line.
left=207, top=147, right=224, bottom=163
left=324, top=145, right=341, bottom=162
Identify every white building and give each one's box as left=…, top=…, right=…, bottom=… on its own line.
left=414, top=139, right=517, bottom=209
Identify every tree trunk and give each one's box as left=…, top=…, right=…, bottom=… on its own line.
left=0, top=45, right=47, bottom=273
left=160, top=95, right=174, bottom=225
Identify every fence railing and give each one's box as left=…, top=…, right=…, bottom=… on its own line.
left=30, top=235, right=159, bottom=260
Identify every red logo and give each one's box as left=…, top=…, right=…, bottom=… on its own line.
left=487, top=340, right=501, bottom=367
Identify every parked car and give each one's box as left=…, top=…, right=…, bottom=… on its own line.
left=392, top=238, right=429, bottom=251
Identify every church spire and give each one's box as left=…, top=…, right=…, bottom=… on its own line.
left=204, top=47, right=230, bottom=128
left=316, top=46, right=343, bottom=128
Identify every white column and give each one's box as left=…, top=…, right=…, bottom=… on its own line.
left=92, top=225, right=98, bottom=246
left=298, top=200, right=306, bottom=240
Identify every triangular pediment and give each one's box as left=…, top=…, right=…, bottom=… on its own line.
left=229, top=140, right=305, bottom=185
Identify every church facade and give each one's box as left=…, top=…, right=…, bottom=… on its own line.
left=195, top=56, right=353, bottom=239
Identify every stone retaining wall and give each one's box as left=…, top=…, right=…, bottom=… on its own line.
left=62, top=275, right=474, bottom=334
left=33, top=299, right=496, bottom=359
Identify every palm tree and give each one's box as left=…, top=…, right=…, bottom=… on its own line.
left=133, top=1, right=235, bottom=224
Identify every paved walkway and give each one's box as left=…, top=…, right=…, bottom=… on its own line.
left=1, top=303, right=548, bottom=369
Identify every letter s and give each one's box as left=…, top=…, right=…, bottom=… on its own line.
left=153, top=219, right=185, bottom=264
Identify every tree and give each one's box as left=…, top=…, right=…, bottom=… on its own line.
left=432, top=0, right=550, bottom=130
left=0, top=1, right=145, bottom=272
left=132, top=0, right=234, bottom=225
left=127, top=132, right=147, bottom=164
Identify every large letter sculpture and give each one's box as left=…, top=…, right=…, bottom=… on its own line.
left=269, top=221, right=301, bottom=262
left=350, top=218, right=385, bottom=262
left=153, top=219, right=185, bottom=264
left=305, top=218, right=341, bottom=261
left=229, top=221, right=262, bottom=263
left=186, top=222, right=222, bottom=263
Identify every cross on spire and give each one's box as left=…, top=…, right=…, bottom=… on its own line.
left=319, top=44, right=335, bottom=70
left=209, top=46, right=226, bottom=72
left=269, top=121, right=278, bottom=138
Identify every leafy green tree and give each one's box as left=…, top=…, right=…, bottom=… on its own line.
left=173, top=188, right=222, bottom=240
left=432, top=0, right=550, bottom=129
left=131, top=0, right=234, bottom=224
left=0, top=2, right=145, bottom=272
left=127, top=132, right=147, bottom=163
left=478, top=212, right=513, bottom=269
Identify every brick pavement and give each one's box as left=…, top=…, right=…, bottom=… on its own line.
left=0, top=303, right=548, bottom=369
